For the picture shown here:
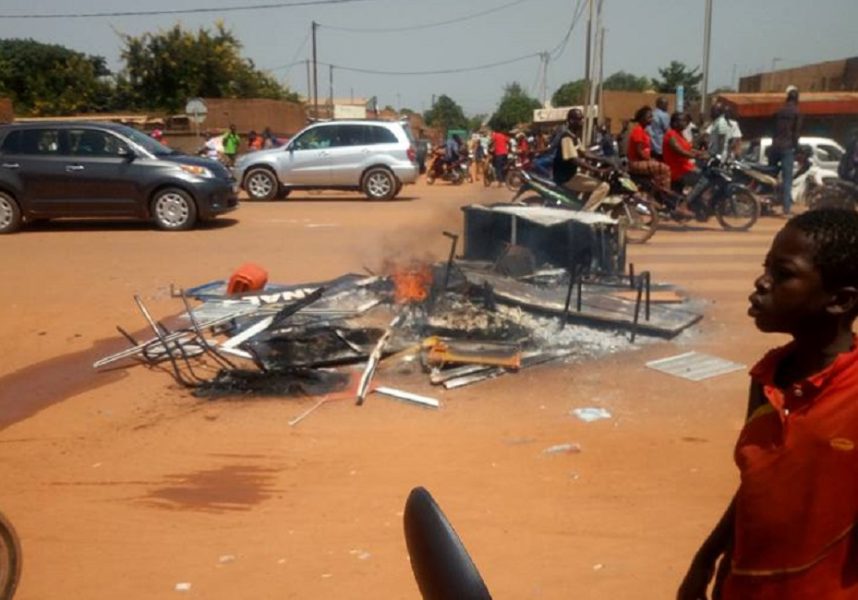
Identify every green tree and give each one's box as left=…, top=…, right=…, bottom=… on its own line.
left=118, top=22, right=298, bottom=112
left=602, top=71, right=651, bottom=92
left=652, top=61, right=703, bottom=102
left=489, top=83, right=541, bottom=132
left=423, top=94, right=467, bottom=131
left=551, top=79, right=586, bottom=107
left=0, top=39, right=114, bottom=116
left=467, top=113, right=487, bottom=132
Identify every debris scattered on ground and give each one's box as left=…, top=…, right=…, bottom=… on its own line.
left=542, top=443, right=582, bottom=455
left=174, top=582, right=192, bottom=592
left=93, top=206, right=704, bottom=420
left=645, top=351, right=745, bottom=382
left=571, top=408, right=613, bottom=422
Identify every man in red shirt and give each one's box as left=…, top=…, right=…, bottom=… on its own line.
left=490, top=129, right=510, bottom=187
left=678, top=209, right=858, bottom=599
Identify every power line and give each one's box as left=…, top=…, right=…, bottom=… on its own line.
left=318, top=0, right=528, bottom=33
left=327, top=53, right=541, bottom=76
left=549, top=0, right=586, bottom=60
left=0, top=0, right=376, bottom=19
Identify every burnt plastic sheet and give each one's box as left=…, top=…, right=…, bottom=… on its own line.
left=193, top=368, right=352, bottom=398
left=247, top=326, right=386, bottom=369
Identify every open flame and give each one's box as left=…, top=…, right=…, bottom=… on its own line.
left=385, top=260, right=434, bottom=304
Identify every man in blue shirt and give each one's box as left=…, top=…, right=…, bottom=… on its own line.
left=647, top=96, right=670, bottom=161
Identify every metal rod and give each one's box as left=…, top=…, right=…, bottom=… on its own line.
left=442, top=231, right=459, bottom=291
left=631, top=278, right=644, bottom=343
left=179, top=291, right=238, bottom=370
left=133, top=295, right=196, bottom=388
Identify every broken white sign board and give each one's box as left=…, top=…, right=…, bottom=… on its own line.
left=646, top=351, right=745, bottom=382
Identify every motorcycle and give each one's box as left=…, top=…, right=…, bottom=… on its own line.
left=510, top=168, right=660, bottom=244
left=426, top=148, right=465, bottom=186
left=633, top=157, right=760, bottom=231
left=731, top=153, right=838, bottom=214
left=504, top=150, right=553, bottom=191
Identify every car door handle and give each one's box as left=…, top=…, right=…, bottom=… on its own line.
left=1, top=162, right=19, bottom=169
left=66, top=165, right=85, bottom=172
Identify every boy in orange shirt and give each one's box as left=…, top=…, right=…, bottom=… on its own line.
left=678, top=209, right=858, bottom=600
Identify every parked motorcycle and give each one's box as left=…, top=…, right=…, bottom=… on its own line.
left=510, top=168, right=660, bottom=244
left=731, top=151, right=837, bottom=214
left=633, top=157, right=760, bottom=231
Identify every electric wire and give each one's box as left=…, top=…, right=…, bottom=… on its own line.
left=549, top=0, right=586, bottom=60
left=0, top=0, right=377, bottom=19
left=318, top=0, right=528, bottom=33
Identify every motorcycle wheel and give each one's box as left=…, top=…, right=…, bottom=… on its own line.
left=0, top=511, right=21, bottom=600
left=426, top=173, right=435, bottom=185
left=505, top=169, right=523, bottom=191
left=715, top=186, right=760, bottom=231
left=607, top=195, right=659, bottom=244
left=483, top=170, right=493, bottom=188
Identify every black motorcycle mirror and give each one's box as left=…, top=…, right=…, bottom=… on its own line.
left=403, top=487, right=492, bottom=600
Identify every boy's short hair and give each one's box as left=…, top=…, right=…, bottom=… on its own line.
left=789, top=208, right=858, bottom=289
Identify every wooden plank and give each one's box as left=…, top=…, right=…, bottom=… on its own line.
left=611, top=290, right=685, bottom=304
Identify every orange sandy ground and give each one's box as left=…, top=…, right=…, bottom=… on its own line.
left=0, top=180, right=788, bottom=599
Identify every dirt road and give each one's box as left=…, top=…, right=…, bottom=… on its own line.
left=0, top=181, right=786, bottom=599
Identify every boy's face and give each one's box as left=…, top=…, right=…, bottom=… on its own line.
left=749, top=226, right=834, bottom=334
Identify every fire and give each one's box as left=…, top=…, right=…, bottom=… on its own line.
left=385, top=260, right=434, bottom=304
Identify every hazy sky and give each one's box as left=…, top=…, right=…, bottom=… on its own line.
left=1, top=0, right=856, bottom=115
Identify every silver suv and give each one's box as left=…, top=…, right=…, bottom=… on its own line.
left=234, top=120, right=418, bottom=201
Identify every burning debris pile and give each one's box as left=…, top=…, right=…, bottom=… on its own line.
left=94, top=204, right=702, bottom=411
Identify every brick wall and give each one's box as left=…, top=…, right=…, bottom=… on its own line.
left=0, top=98, right=13, bottom=124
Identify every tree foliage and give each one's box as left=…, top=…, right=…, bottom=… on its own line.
left=467, top=114, right=488, bottom=132
left=551, top=79, right=586, bottom=107
left=652, top=61, right=703, bottom=102
left=118, top=22, right=297, bottom=112
left=0, top=39, right=113, bottom=116
left=489, top=83, right=540, bottom=132
left=423, top=94, right=467, bottom=131
left=603, top=71, right=651, bottom=92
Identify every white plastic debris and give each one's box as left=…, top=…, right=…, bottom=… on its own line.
left=542, top=443, right=582, bottom=455
left=175, top=582, right=192, bottom=592
left=571, top=407, right=612, bottom=422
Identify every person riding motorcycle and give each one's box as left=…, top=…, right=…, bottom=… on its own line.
left=838, top=128, right=858, bottom=185
left=551, top=108, right=610, bottom=210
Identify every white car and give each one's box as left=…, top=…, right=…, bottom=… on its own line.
left=234, top=120, right=418, bottom=201
left=741, top=136, right=845, bottom=171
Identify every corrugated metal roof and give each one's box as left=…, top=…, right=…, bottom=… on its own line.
left=718, top=92, right=858, bottom=117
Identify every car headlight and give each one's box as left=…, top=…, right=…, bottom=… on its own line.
left=179, top=164, right=214, bottom=178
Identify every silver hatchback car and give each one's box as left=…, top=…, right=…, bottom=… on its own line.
left=234, top=120, right=419, bottom=201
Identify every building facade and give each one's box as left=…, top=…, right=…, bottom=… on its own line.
left=739, top=57, right=858, bottom=93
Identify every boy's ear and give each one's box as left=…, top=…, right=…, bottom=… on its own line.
left=827, top=286, right=858, bottom=317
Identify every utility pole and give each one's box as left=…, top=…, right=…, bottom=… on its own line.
left=329, top=64, right=334, bottom=113
left=311, top=21, right=319, bottom=119
left=536, top=52, right=549, bottom=107
left=701, top=0, right=713, bottom=115
left=585, top=0, right=594, bottom=83
left=597, top=27, right=606, bottom=124
left=305, top=59, right=311, bottom=104
left=584, top=0, right=602, bottom=145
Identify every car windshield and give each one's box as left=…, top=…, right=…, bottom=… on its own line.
left=114, top=124, right=179, bottom=156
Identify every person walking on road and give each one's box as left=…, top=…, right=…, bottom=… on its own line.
left=489, top=129, right=510, bottom=187
left=222, top=124, right=241, bottom=167
left=769, top=86, right=803, bottom=216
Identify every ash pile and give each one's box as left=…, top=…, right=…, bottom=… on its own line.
left=94, top=204, right=701, bottom=409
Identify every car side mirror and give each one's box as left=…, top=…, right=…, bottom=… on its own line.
left=118, top=145, right=135, bottom=161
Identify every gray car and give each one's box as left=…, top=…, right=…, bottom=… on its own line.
left=0, top=122, right=238, bottom=233
left=234, top=120, right=418, bottom=201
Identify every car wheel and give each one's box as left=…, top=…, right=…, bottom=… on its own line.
left=276, top=187, right=291, bottom=199
left=152, top=188, right=198, bottom=231
left=245, top=167, right=279, bottom=201
left=0, top=192, right=22, bottom=234
left=363, top=167, right=396, bottom=200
